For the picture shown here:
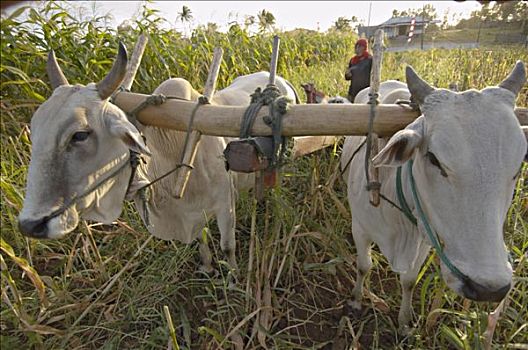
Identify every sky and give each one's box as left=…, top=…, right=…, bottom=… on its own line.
left=2, top=1, right=483, bottom=33
left=86, top=1, right=482, bottom=32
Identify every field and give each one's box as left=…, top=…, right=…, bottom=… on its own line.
left=1, top=3, right=527, bottom=349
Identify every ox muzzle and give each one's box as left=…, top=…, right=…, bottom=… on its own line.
left=18, top=217, right=49, bottom=238
left=461, top=278, right=511, bottom=302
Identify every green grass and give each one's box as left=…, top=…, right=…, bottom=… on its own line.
left=1, top=2, right=527, bottom=349
left=424, top=26, right=526, bottom=46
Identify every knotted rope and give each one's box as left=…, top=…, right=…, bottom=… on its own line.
left=239, top=84, right=291, bottom=166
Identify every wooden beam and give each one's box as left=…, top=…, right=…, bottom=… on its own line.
left=292, top=136, right=338, bottom=158
left=367, top=29, right=384, bottom=207
left=113, top=93, right=528, bottom=136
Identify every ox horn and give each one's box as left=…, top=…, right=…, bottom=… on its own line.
left=47, top=50, right=69, bottom=89
left=406, top=65, right=435, bottom=106
left=96, top=42, right=128, bottom=100
left=499, top=61, right=526, bottom=96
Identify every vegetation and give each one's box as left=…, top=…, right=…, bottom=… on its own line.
left=1, top=2, right=527, bottom=349
left=456, top=1, right=528, bottom=31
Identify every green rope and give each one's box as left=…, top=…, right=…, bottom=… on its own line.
left=396, top=160, right=470, bottom=283
left=395, top=166, right=418, bottom=226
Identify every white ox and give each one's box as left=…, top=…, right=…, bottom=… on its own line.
left=18, top=43, right=298, bottom=272
left=341, top=62, right=527, bottom=330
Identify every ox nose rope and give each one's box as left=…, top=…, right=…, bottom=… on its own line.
left=42, top=151, right=136, bottom=222
left=397, top=159, right=470, bottom=283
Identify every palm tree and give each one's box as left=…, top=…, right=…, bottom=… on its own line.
left=177, top=5, right=193, bottom=23
left=177, top=5, right=193, bottom=36
left=257, top=10, right=275, bottom=32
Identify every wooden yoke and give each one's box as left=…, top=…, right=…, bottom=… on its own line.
left=367, top=29, right=384, bottom=207
left=172, top=47, right=223, bottom=199
left=121, top=34, right=148, bottom=91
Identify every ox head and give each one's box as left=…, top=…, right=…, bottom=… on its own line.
left=373, top=61, right=527, bottom=302
left=18, top=43, right=150, bottom=239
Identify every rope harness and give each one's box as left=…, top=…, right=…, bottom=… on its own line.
left=239, top=84, right=291, bottom=167
left=397, top=160, right=470, bottom=283
left=41, top=152, right=135, bottom=223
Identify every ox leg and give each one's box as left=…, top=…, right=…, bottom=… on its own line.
left=350, top=229, right=372, bottom=310
left=398, top=246, right=430, bottom=333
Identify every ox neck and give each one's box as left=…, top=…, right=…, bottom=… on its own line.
left=396, top=160, right=470, bottom=284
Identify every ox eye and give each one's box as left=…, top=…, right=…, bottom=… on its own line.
left=426, top=151, right=448, bottom=177
left=71, top=131, right=91, bottom=143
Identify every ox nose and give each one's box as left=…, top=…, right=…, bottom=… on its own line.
left=462, top=279, right=510, bottom=302
left=18, top=218, right=48, bottom=238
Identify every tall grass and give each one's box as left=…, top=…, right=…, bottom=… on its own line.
left=1, top=2, right=527, bottom=349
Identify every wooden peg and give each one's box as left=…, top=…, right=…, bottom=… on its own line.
left=172, top=47, right=223, bottom=199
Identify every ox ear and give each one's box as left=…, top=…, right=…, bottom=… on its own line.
left=499, top=61, right=526, bottom=97
left=406, top=66, right=434, bottom=105
left=96, top=42, right=128, bottom=100
left=107, top=117, right=151, bottom=156
left=373, top=116, right=425, bottom=167
left=47, top=50, right=69, bottom=89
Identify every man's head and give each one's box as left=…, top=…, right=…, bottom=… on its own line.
left=355, top=38, right=368, bottom=55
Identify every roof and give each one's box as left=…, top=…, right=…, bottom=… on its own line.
left=380, top=16, right=430, bottom=27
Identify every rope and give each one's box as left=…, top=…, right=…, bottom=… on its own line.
left=180, top=95, right=210, bottom=164
left=395, top=97, right=421, bottom=114
left=340, top=139, right=367, bottom=176
left=127, top=94, right=168, bottom=129
left=239, top=84, right=291, bottom=167
left=111, top=90, right=209, bottom=227
left=43, top=152, right=133, bottom=222
left=395, top=166, right=418, bottom=225
left=396, top=160, right=470, bottom=283
left=340, top=138, right=416, bottom=218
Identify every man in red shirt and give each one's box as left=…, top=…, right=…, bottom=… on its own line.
left=345, top=38, right=373, bottom=102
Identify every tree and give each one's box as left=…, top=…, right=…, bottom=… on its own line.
left=456, top=1, right=527, bottom=30
left=177, top=5, right=193, bottom=36
left=331, top=16, right=359, bottom=32
left=390, top=4, right=437, bottom=21
left=421, top=4, right=438, bottom=22
left=244, top=15, right=256, bottom=31
left=257, top=9, right=275, bottom=32
left=177, top=5, right=193, bottom=24
left=332, top=17, right=352, bottom=31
